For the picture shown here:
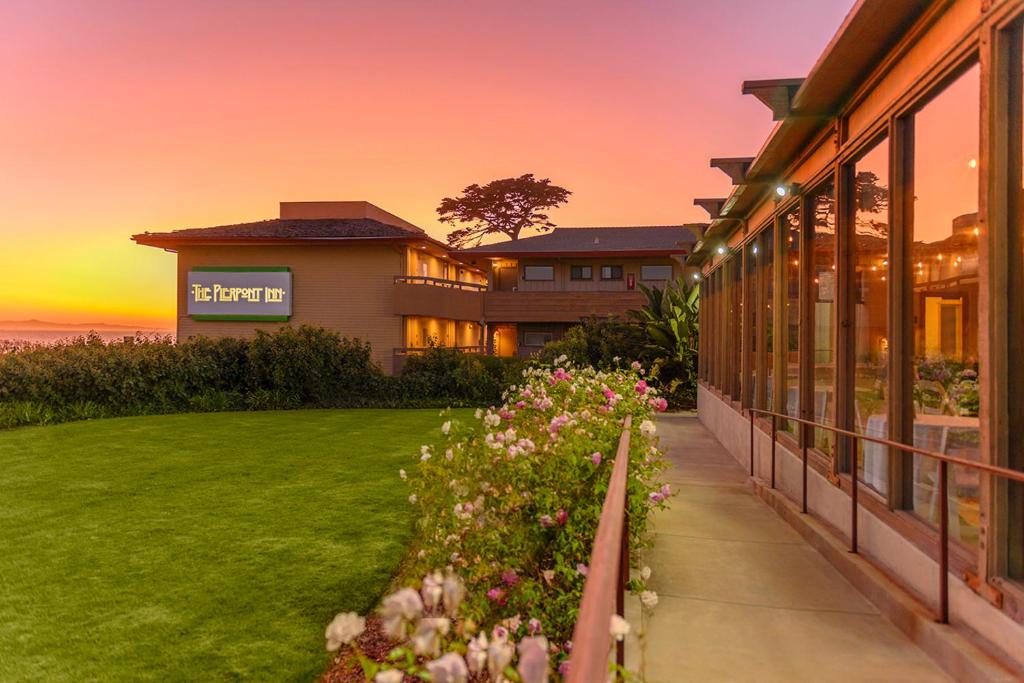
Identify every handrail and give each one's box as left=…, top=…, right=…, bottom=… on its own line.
left=392, top=345, right=484, bottom=355
left=393, top=275, right=487, bottom=291
left=746, top=407, right=1024, bottom=625
left=566, top=415, right=632, bottom=683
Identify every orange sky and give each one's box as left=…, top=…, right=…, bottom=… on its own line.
left=0, top=0, right=854, bottom=328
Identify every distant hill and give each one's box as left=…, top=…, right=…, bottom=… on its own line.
left=0, top=319, right=168, bottom=332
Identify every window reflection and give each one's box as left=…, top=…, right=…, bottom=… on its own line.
left=730, top=257, right=742, bottom=400
left=747, top=241, right=758, bottom=405
left=910, top=63, right=980, bottom=547
left=763, top=226, right=775, bottom=411
left=853, top=138, right=891, bottom=495
left=812, top=180, right=836, bottom=454
left=781, top=208, right=801, bottom=437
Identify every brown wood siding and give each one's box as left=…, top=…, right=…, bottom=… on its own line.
left=393, top=283, right=484, bottom=321
left=176, top=244, right=404, bottom=374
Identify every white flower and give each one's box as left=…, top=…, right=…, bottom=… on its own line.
left=639, top=419, right=657, bottom=437
left=640, top=565, right=651, bottom=581
left=640, top=590, right=659, bottom=609
left=413, top=617, right=450, bottom=657
left=409, top=494, right=418, bottom=504
left=426, top=652, right=468, bottom=683
left=517, top=636, right=549, bottom=683
left=441, top=420, right=451, bottom=435
left=466, top=632, right=488, bottom=674
left=324, top=612, right=365, bottom=651
left=475, top=408, right=484, bottom=419
left=609, top=614, right=631, bottom=641
left=381, top=587, right=424, bottom=640
left=421, top=571, right=444, bottom=609
left=442, top=573, right=466, bottom=616
left=445, top=448, right=454, bottom=460
left=487, top=635, right=515, bottom=680
left=484, top=412, right=501, bottom=428
left=399, top=469, right=407, bottom=480
left=374, top=670, right=404, bottom=683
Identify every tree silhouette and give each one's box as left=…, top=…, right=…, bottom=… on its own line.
left=438, top=174, right=571, bottom=248
left=813, top=171, right=889, bottom=235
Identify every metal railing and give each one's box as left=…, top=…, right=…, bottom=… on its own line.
left=393, top=275, right=487, bottom=291
left=747, top=408, right=1024, bottom=624
left=566, top=415, right=632, bottom=683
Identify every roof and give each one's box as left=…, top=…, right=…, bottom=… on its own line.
left=458, top=226, right=700, bottom=258
left=132, top=217, right=441, bottom=249
left=689, top=0, right=933, bottom=266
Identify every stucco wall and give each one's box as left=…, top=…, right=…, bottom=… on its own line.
left=176, top=244, right=404, bottom=374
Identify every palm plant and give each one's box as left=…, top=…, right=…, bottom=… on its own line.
left=630, top=280, right=699, bottom=407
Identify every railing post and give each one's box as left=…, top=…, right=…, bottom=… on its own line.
left=801, top=428, right=808, bottom=514
left=850, top=435, right=858, bottom=554
left=617, top=506, right=629, bottom=669
left=938, top=460, right=949, bottom=624
left=770, top=414, right=777, bottom=489
left=749, top=411, right=755, bottom=477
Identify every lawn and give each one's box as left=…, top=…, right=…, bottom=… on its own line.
left=0, top=408, right=465, bottom=682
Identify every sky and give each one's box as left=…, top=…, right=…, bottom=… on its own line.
left=0, top=0, right=855, bottom=328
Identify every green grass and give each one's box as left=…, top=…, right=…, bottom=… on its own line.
left=0, top=408, right=466, bottom=682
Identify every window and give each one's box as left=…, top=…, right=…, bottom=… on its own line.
left=761, top=225, right=775, bottom=411
left=523, top=332, right=553, bottom=347
left=812, top=180, right=836, bottom=455
left=641, top=265, right=673, bottom=281
left=1010, top=20, right=1024, bottom=580
left=730, top=257, right=743, bottom=400
left=850, top=137, right=891, bottom=495
left=570, top=265, right=593, bottom=280
left=523, top=266, right=554, bottom=281
left=601, top=265, right=623, bottom=280
left=906, top=64, right=980, bottom=547
left=781, top=206, right=801, bottom=437
left=745, top=241, right=759, bottom=407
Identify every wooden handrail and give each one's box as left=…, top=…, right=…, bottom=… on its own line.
left=566, top=415, right=632, bottom=683
left=746, top=407, right=1024, bottom=625
left=393, top=275, right=487, bottom=291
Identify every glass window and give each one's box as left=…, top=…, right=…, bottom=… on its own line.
left=762, top=226, right=775, bottom=411
left=781, top=207, right=801, bottom=437
left=908, top=64, right=980, bottom=547
left=812, top=180, right=837, bottom=455
left=523, top=332, right=553, bottom=346
left=570, top=265, right=592, bottom=280
left=523, top=266, right=554, bottom=281
left=730, top=257, right=743, bottom=400
left=601, top=265, right=624, bottom=280
left=641, top=265, right=673, bottom=281
left=746, top=241, right=759, bottom=406
left=851, top=138, right=891, bottom=495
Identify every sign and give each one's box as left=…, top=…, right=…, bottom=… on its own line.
left=187, top=267, right=292, bottom=321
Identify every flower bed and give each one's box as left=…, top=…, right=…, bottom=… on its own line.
left=326, top=360, right=670, bottom=681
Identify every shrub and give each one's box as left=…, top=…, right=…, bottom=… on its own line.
left=367, top=360, right=670, bottom=678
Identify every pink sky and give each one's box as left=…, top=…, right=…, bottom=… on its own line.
left=0, top=0, right=854, bottom=327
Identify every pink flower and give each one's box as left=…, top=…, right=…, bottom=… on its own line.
left=539, top=514, right=555, bottom=528
left=576, top=563, right=589, bottom=576
left=635, top=380, right=648, bottom=395
left=591, top=451, right=602, bottom=466
left=528, top=618, right=542, bottom=634
left=502, top=569, right=520, bottom=586
left=597, top=405, right=610, bottom=415
left=487, top=587, right=507, bottom=605
left=556, top=508, right=568, bottom=526
left=649, top=491, right=665, bottom=503
left=631, top=360, right=642, bottom=371
left=654, top=397, right=668, bottom=412
left=515, top=401, right=526, bottom=409
left=602, top=387, right=615, bottom=399
left=559, top=660, right=571, bottom=676
left=660, top=483, right=671, bottom=497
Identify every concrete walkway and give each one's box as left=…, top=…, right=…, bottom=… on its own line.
left=625, top=413, right=950, bottom=682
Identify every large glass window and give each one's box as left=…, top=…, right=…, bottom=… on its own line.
left=852, top=138, right=891, bottom=495
left=641, top=265, right=673, bottom=281
left=762, top=226, right=776, bottom=411
left=781, top=207, right=801, bottom=437
left=908, top=64, right=980, bottom=547
left=523, top=266, right=554, bottom=281
left=730, top=256, right=743, bottom=400
left=746, top=242, right=759, bottom=406
left=812, top=180, right=837, bottom=455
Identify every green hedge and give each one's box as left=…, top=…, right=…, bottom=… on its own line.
left=0, top=326, right=527, bottom=430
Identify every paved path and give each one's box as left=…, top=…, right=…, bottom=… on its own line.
left=624, top=413, right=949, bottom=682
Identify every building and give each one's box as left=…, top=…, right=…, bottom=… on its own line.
left=458, top=225, right=700, bottom=357
left=132, top=201, right=698, bottom=372
left=689, top=0, right=1024, bottom=672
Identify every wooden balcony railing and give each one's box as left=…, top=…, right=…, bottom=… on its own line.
left=747, top=408, right=1024, bottom=624
left=393, top=275, right=486, bottom=291
left=566, top=415, right=632, bottom=683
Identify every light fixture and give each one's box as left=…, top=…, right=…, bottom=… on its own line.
left=692, top=272, right=700, bottom=280
left=775, top=185, right=787, bottom=197
left=752, top=245, right=758, bottom=254
left=717, top=246, right=726, bottom=255
left=968, top=158, right=977, bottom=169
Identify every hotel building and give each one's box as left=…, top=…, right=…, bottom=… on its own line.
left=132, top=201, right=698, bottom=373
left=690, top=0, right=1024, bottom=672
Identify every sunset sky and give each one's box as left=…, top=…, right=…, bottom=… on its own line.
left=1, top=0, right=854, bottom=328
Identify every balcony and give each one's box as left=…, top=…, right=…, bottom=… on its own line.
left=483, top=290, right=646, bottom=323
left=392, top=276, right=484, bottom=320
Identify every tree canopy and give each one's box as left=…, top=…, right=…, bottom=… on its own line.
left=437, top=174, right=571, bottom=248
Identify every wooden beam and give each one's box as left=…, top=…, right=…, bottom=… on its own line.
left=694, top=198, right=727, bottom=219
left=710, top=157, right=755, bottom=184
left=742, top=78, right=806, bottom=121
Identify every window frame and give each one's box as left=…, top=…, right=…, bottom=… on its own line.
left=522, top=265, right=555, bottom=281
left=640, top=264, right=673, bottom=281
left=600, top=264, right=624, bottom=281
left=570, top=265, right=593, bottom=280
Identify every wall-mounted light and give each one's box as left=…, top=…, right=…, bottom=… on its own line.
left=692, top=272, right=700, bottom=280
left=752, top=245, right=758, bottom=254
left=716, top=246, right=726, bottom=255
left=773, top=182, right=801, bottom=200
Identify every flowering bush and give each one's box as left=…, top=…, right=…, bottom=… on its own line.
left=327, top=359, right=670, bottom=680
